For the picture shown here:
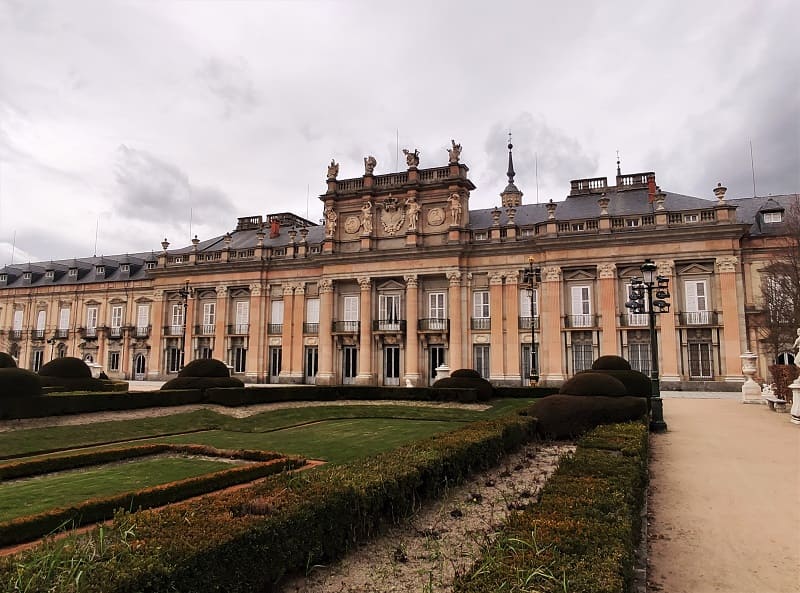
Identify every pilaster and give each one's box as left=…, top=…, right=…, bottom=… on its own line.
left=655, top=260, right=680, bottom=382
left=148, top=289, right=165, bottom=378
left=716, top=256, right=745, bottom=381
left=279, top=284, right=296, bottom=382
left=316, top=280, right=335, bottom=385
left=246, top=284, right=263, bottom=381
left=489, top=271, right=505, bottom=382
left=290, top=283, right=306, bottom=381
left=446, top=271, right=463, bottom=370
left=597, top=263, right=618, bottom=356
left=355, top=276, right=375, bottom=384
left=404, top=275, right=420, bottom=386
left=540, top=266, right=564, bottom=382
left=504, top=271, right=521, bottom=382
left=212, top=285, right=228, bottom=361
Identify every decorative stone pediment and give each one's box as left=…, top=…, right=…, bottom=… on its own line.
left=377, top=279, right=405, bottom=291
left=229, top=288, right=250, bottom=299
left=677, top=262, right=714, bottom=276
left=563, top=269, right=596, bottom=281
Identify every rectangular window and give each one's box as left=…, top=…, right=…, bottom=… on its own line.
left=343, top=295, right=359, bottom=321
left=763, top=211, right=783, bottom=223
left=271, top=300, right=284, bottom=324
left=473, top=291, right=490, bottom=318
left=232, top=346, right=247, bottom=373
left=305, top=298, right=320, bottom=324
left=108, top=351, right=120, bottom=372
left=519, top=288, right=538, bottom=318
left=32, top=350, right=44, bottom=372
left=570, top=286, right=592, bottom=327
left=473, top=231, right=488, bottom=241
left=171, top=303, right=184, bottom=335
left=342, top=346, right=357, bottom=384
left=111, top=306, right=123, bottom=328
left=378, top=294, right=401, bottom=330
left=86, top=307, right=98, bottom=329
left=628, top=341, right=651, bottom=375
left=685, top=280, right=709, bottom=324
left=36, top=310, right=46, bottom=331
left=625, top=218, right=640, bottom=227
left=571, top=222, right=585, bottom=231
left=136, top=304, right=149, bottom=334
left=167, top=347, right=182, bottom=373
left=269, top=347, right=282, bottom=382
left=572, top=343, right=593, bottom=373
left=146, top=261, right=156, bottom=270
left=625, top=283, right=649, bottom=326
left=202, top=302, right=216, bottom=334
left=521, top=344, right=540, bottom=385
left=473, top=344, right=490, bottom=378
left=684, top=214, right=699, bottom=223
left=58, top=308, right=70, bottom=330
left=428, top=292, right=446, bottom=329
left=384, top=346, right=400, bottom=386
left=68, top=268, right=78, bottom=277
left=688, top=342, right=713, bottom=378
left=13, top=310, right=23, bottom=331
left=305, top=346, right=318, bottom=384
left=234, top=301, right=249, bottom=334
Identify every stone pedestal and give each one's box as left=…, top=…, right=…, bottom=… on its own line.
left=740, top=351, right=764, bottom=404
left=790, top=379, right=800, bottom=424
left=435, top=364, right=450, bottom=381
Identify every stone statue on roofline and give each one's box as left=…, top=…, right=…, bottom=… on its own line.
left=402, top=148, right=420, bottom=168
left=364, top=155, right=377, bottom=175
left=326, top=159, right=339, bottom=180
left=324, top=206, right=337, bottom=238
left=447, top=139, right=462, bottom=164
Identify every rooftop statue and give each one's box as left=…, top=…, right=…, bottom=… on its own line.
left=326, top=159, right=339, bottom=180
left=402, top=148, right=420, bottom=168
left=364, top=155, right=377, bottom=175
left=447, top=139, right=462, bottom=164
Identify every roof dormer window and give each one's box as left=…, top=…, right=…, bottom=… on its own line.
left=68, top=268, right=78, bottom=277
left=96, top=266, right=105, bottom=275
left=0, top=274, right=6, bottom=282
left=146, top=261, right=156, bottom=270
left=45, top=271, right=55, bottom=280
left=23, top=272, right=32, bottom=281
left=763, top=211, right=783, bottom=224
left=121, top=264, right=130, bottom=273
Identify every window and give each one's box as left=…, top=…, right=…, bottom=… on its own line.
left=306, top=298, right=320, bottom=323
left=32, top=350, right=44, bottom=372
left=378, top=293, right=401, bottom=330
left=572, top=343, right=593, bottom=373
left=111, top=306, right=123, bottom=328
left=270, top=299, right=284, bottom=333
left=46, top=271, right=54, bottom=279
left=473, top=344, right=490, bottom=378
left=36, top=310, right=46, bottom=331
left=146, top=261, right=156, bottom=270
left=167, top=347, right=182, bottom=373
left=171, top=303, right=184, bottom=334
left=624, top=283, right=648, bottom=326
left=68, top=268, right=78, bottom=277
left=234, top=301, right=249, bottom=334
left=684, top=214, right=699, bottom=223
left=571, top=222, right=585, bottom=231
left=173, top=256, right=183, bottom=264
left=688, top=342, right=713, bottom=378
left=58, top=308, right=70, bottom=330
left=202, top=302, right=216, bottom=334
left=0, top=274, right=6, bottom=282
left=136, top=304, right=149, bottom=335
left=343, top=295, right=359, bottom=330
left=274, top=248, right=286, bottom=256
left=23, top=272, right=31, bottom=281
left=269, top=346, right=282, bottom=382
left=473, top=291, right=490, bottom=318
left=427, top=292, right=447, bottom=330
left=521, top=228, right=535, bottom=238
left=625, top=219, right=640, bottom=227
left=305, top=346, right=318, bottom=383
left=96, top=266, right=105, bottom=275
left=570, top=286, right=592, bottom=327
left=628, top=341, right=651, bottom=375
left=108, top=351, right=120, bottom=372
left=13, top=310, right=23, bottom=331
left=473, top=231, right=488, bottom=241
left=684, top=280, right=709, bottom=324
left=232, top=345, right=247, bottom=373
left=121, top=264, right=130, bottom=273
left=342, top=346, right=357, bottom=384
left=521, top=344, right=539, bottom=385
left=86, top=307, right=98, bottom=329
left=763, top=211, right=782, bottom=223
left=519, top=288, right=538, bottom=318
left=310, top=245, right=321, bottom=254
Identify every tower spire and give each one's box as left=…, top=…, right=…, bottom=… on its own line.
left=506, top=132, right=516, bottom=183
left=616, top=149, right=621, bottom=176
left=500, top=132, right=523, bottom=208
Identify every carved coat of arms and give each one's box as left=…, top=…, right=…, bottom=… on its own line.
left=380, top=196, right=406, bottom=235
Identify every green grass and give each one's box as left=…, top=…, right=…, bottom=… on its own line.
left=0, top=456, right=233, bottom=522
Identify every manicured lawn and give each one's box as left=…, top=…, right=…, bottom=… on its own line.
left=0, top=456, right=234, bottom=522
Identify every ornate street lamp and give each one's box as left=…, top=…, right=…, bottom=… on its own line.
left=177, top=280, right=192, bottom=370
left=625, top=258, right=670, bottom=431
left=522, top=256, right=542, bottom=385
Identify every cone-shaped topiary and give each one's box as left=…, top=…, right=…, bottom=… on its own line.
left=584, top=369, right=652, bottom=398
left=591, top=355, right=632, bottom=371
left=533, top=394, right=647, bottom=439
left=433, top=375, right=493, bottom=401
left=38, top=357, right=91, bottom=378
left=178, top=358, right=231, bottom=378
left=0, top=352, right=17, bottom=369
left=0, top=368, right=43, bottom=397
left=559, top=372, right=627, bottom=397
left=450, top=368, right=482, bottom=379
left=161, top=376, right=244, bottom=390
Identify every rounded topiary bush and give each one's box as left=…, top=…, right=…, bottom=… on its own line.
left=178, top=359, right=231, bottom=378
left=0, top=352, right=17, bottom=369
left=450, top=368, right=482, bottom=379
left=585, top=369, right=652, bottom=398
left=591, top=355, right=632, bottom=371
left=532, top=394, right=648, bottom=439
left=0, top=368, right=42, bottom=397
left=559, top=372, right=627, bottom=397
left=161, top=376, right=244, bottom=391
left=433, top=375, right=493, bottom=401
left=38, top=376, right=107, bottom=392
left=38, top=357, right=91, bottom=379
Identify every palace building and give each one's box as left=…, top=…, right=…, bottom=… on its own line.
left=0, top=142, right=795, bottom=388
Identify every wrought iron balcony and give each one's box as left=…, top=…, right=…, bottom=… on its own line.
left=372, top=319, right=407, bottom=332
left=30, top=329, right=46, bottom=340
left=303, top=322, right=319, bottom=334
left=619, top=312, right=649, bottom=327
left=332, top=320, right=360, bottom=333
left=471, top=317, right=491, bottom=330
left=108, top=326, right=123, bottom=339
left=518, top=316, right=540, bottom=330
left=679, top=311, right=718, bottom=326
left=164, top=324, right=185, bottom=336
left=81, top=327, right=99, bottom=339
left=9, top=329, right=22, bottom=340
left=134, top=325, right=151, bottom=338
left=227, top=324, right=249, bottom=335
left=55, top=328, right=69, bottom=339
left=564, top=314, right=598, bottom=328
left=267, top=323, right=283, bottom=334
left=194, top=324, right=216, bottom=336
left=418, top=318, right=449, bottom=332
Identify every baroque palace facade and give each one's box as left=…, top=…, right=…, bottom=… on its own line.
left=0, top=142, right=795, bottom=388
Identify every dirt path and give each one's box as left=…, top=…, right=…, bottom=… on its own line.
left=648, top=398, right=800, bottom=593
left=280, top=442, right=575, bottom=593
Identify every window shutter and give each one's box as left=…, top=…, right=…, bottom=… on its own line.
left=203, top=303, right=216, bottom=325
left=685, top=282, right=698, bottom=312
left=58, top=308, right=70, bottom=330
left=271, top=300, right=284, bottom=324
left=36, top=310, right=46, bottom=331
left=343, top=296, right=359, bottom=321
left=13, top=310, right=23, bottom=330
left=137, top=305, right=149, bottom=327
left=236, top=301, right=249, bottom=325
left=306, top=298, right=320, bottom=324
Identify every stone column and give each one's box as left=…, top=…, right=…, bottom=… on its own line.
left=717, top=256, right=745, bottom=382
left=489, top=271, right=505, bottom=382
left=290, top=283, right=306, bottom=382
left=355, top=276, right=374, bottom=384
left=184, top=289, right=196, bottom=366
left=316, top=280, right=335, bottom=385
left=655, top=260, right=680, bottom=382
left=597, top=263, right=618, bottom=356
left=540, top=266, right=564, bottom=383
left=212, top=285, right=228, bottom=361
left=446, top=271, right=463, bottom=370
left=504, top=270, right=521, bottom=382
left=148, top=289, right=165, bottom=378
left=246, top=284, right=263, bottom=381
left=279, top=284, right=295, bottom=383
left=404, top=275, right=421, bottom=386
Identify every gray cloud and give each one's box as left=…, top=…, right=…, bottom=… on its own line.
left=197, top=56, right=259, bottom=118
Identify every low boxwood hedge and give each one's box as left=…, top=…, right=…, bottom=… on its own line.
left=454, top=421, right=648, bottom=593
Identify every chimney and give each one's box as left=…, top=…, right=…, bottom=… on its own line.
left=647, top=174, right=657, bottom=203
left=269, top=217, right=280, bottom=239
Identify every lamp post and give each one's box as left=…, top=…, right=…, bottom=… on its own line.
left=177, top=280, right=192, bottom=370
left=523, top=256, right=542, bottom=385
left=625, top=258, right=670, bottom=431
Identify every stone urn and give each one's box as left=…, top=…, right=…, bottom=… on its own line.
left=740, top=351, right=762, bottom=404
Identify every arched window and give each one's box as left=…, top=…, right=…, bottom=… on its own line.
left=776, top=352, right=795, bottom=365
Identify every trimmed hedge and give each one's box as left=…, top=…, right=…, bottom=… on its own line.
left=0, top=367, right=42, bottom=398
left=0, top=352, right=17, bottom=368
left=161, top=376, right=244, bottom=391
left=39, top=376, right=109, bottom=392
left=433, top=376, right=493, bottom=401
left=178, top=359, right=231, bottom=378
left=455, top=421, right=649, bottom=593
left=1, top=408, right=540, bottom=592
left=38, top=357, right=91, bottom=379
left=579, top=369, right=652, bottom=398
left=450, top=368, right=482, bottom=379
left=559, top=372, right=627, bottom=397
left=533, top=394, right=648, bottom=439
left=591, top=355, right=632, bottom=371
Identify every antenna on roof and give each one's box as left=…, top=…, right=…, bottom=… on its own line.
left=616, top=150, right=621, bottom=176
left=10, top=230, right=15, bottom=265
left=535, top=152, right=539, bottom=204
left=749, top=140, right=757, bottom=197
left=306, top=184, right=310, bottom=220
left=395, top=129, right=399, bottom=171
left=189, top=207, right=193, bottom=241
left=94, top=218, right=99, bottom=256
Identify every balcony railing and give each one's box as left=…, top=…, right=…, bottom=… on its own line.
left=267, top=323, right=283, bottom=334
left=372, top=319, right=407, bottom=332
left=55, top=328, right=69, bottom=339
left=194, top=324, right=216, bottom=335
left=134, top=325, right=151, bottom=338
left=619, top=313, right=649, bottom=327
left=303, top=322, right=319, bottom=334
left=564, top=314, right=597, bottom=328
left=82, top=327, right=99, bottom=339
left=518, top=316, right=540, bottom=330
left=227, top=324, right=249, bottom=335
left=31, top=329, right=45, bottom=340
left=108, top=326, right=123, bottom=338
left=679, top=311, right=718, bottom=326
left=418, top=318, right=449, bottom=332
left=164, top=325, right=185, bottom=336
left=9, top=329, right=22, bottom=340
left=471, top=317, right=491, bottom=330
left=332, top=320, right=360, bottom=333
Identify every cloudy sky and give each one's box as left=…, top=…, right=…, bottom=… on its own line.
left=0, top=0, right=797, bottom=264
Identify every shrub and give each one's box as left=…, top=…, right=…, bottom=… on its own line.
left=532, top=394, right=648, bottom=439
left=161, top=376, right=244, bottom=391
left=580, top=369, right=652, bottom=398
left=0, top=368, right=42, bottom=398
left=450, top=368, right=482, bottom=379
left=559, top=372, right=627, bottom=397
left=0, top=352, right=17, bottom=368
left=178, top=358, right=231, bottom=378
left=38, top=357, right=91, bottom=379
left=433, top=375, right=493, bottom=401
left=38, top=376, right=108, bottom=392
left=768, top=364, right=798, bottom=402
left=591, top=355, right=631, bottom=371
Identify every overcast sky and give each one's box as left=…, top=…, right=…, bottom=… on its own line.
left=0, top=0, right=798, bottom=264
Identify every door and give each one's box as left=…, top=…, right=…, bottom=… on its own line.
left=235, top=301, right=249, bottom=334
left=384, top=345, right=400, bottom=386
left=570, top=286, right=592, bottom=327
left=342, top=346, right=357, bottom=384
left=202, top=302, right=216, bottom=334
left=428, top=292, right=446, bottom=330
left=305, top=346, right=318, bottom=384
left=269, top=347, right=282, bottom=383
left=378, top=294, right=401, bottom=330
left=343, top=295, right=359, bottom=332
left=429, top=346, right=445, bottom=384
left=136, top=304, right=149, bottom=336
left=134, top=354, right=146, bottom=380
left=521, top=344, right=539, bottom=385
